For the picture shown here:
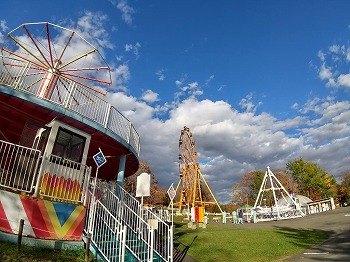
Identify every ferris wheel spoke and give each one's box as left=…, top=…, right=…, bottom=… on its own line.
left=1, top=47, right=48, bottom=71
left=55, top=77, right=74, bottom=104
left=7, top=35, right=48, bottom=69
left=58, top=76, right=95, bottom=105
left=57, top=49, right=97, bottom=71
left=56, top=30, right=75, bottom=65
left=22, top=24, right=52, bottom=68
left=60, top=74, right=107, bottom=96
left=60, top=70, right=111, bottom=85
left=45, top=23, right=55, bottom=68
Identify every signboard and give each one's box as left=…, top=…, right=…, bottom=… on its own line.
left=136, top=173, right=150, bottom=197
left=167, top=183, right=176, bottom=201
left=93, top=149, right=107, bottom=168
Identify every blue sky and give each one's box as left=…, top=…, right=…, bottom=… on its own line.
left=1, top=1, right=350, bottom=203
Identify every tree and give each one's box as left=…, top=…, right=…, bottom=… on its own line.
left=338, top=171, right=350, bottom=205
left=233, top=168, right=298, bottom=207
left=232, top=171, right=258, bottom=205
left=286, top=158, right=336, bottom=200
left=249, top=170, right=265, bottom=199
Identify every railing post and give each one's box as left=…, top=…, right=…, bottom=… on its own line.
left=127, top=122, right=132, bottom=144
left=14, top=61, right=30, bottom=89
left=34, top=156, right=47, bottom=198
left=87, top=183, right=98, bottom=235
left=85, top=232, right=91, bottom=262
left=169, top=225, right=173, bottom=262
left=149, top=226, right=154, bottom=262
left=104, top=103, right=111, bottom=128
left=121, top=225, right=126, bottom=262
left=65, top=81, right=76, bottom=108
left=17, top=219, right=24, bottom=251
left=83, top=167, right=92, bottom=206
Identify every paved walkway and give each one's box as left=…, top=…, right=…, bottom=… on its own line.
left=177, top=206, right=350, bottom=262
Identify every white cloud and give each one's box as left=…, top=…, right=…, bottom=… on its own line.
left=319, top=64, right=332, bottom=80
left=0, top=20, right=8, bottom=43
left=318, top=50, right=325, bottom=62
left=337, top=73, right=350, bottom=88
left=175, top=80, right=182, bottom=86
left=156, top=69, right=166, bottom=81
left=239, top=93, right=262, bottom=113
left=141, top=89, right=160, bottom=103
left=317, top=42, right=350, bottom=89
left=116, top=0, right=135, bottom=25
left=75, top=11, right=114, bottom=51
left=0, top=20, right=8, bottom=32
left=110, top=64, right=130, bottom=91
left=205, top=75, right=214, bottom=86
left=174, top=81, right=204, bottom=102
left=125, top=42, right=141, bottom=58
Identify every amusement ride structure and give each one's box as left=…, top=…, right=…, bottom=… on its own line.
left=174, top=126, right=222, bottom=215
left=252, top=166, right=305, bottom=221
left=0, top=22, right=172, bottom=262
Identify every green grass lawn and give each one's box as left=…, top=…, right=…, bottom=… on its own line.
left=0, top=221, right=327, bottom=262
left=174, top=222, right=327, bottom=262
left=0, top=241, right=92, bottom=262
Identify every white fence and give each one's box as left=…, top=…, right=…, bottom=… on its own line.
left=0, top=140, right=41, bottom=192
left=0, top=139, right=91, bottom=204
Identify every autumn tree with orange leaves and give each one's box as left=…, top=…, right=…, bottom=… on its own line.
left=123, top=162, right=167, bottom=206
left=232, top=169, right=298, bottom=205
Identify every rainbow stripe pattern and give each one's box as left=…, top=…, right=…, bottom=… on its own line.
left=0, top=190, right=86, bottom=240
left=40, top=173, right=82, bottom=201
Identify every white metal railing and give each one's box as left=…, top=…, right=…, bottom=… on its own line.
left=89, top=200, right=127, bottom=262
left=85, top=180, right=173, bottom=262
left=0, top=140, right=41, bottom=192
left=35, top=154, right=92, bottom=204
left=0, top=56, right=140, bottom=156
left=0, top=140, right=91, bottom=205
left=115, top=184, right=173, bottom=261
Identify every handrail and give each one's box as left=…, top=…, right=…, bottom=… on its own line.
left=0, top=140, right=41, bottom=193
left=0, top=139, right=91, bottom=205
left=85, top=180, right=173, bottom=262
left=0, top=56, right=140, bottom=156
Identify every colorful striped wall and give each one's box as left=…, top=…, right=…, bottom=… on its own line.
left=0, top=190, right=86, bottom=240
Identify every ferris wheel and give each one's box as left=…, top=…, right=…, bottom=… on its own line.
left=1, top=22, right=111, bottom=103
left=175, top=126, right=222, bottom=213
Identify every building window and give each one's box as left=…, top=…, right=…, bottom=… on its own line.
left=52, top=127, right=85, bottom=163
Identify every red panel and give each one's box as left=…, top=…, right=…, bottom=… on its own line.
left=0, top=201, right=12, bottom=233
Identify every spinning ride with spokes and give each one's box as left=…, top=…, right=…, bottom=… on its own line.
left=174, top=126, right=222, bottom=213
left=1, top=22, right=111, bottom=103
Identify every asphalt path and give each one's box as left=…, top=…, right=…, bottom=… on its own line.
left=229, top=206, right=350, bottom=261
left=180, top=206, right=350, bottom=262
